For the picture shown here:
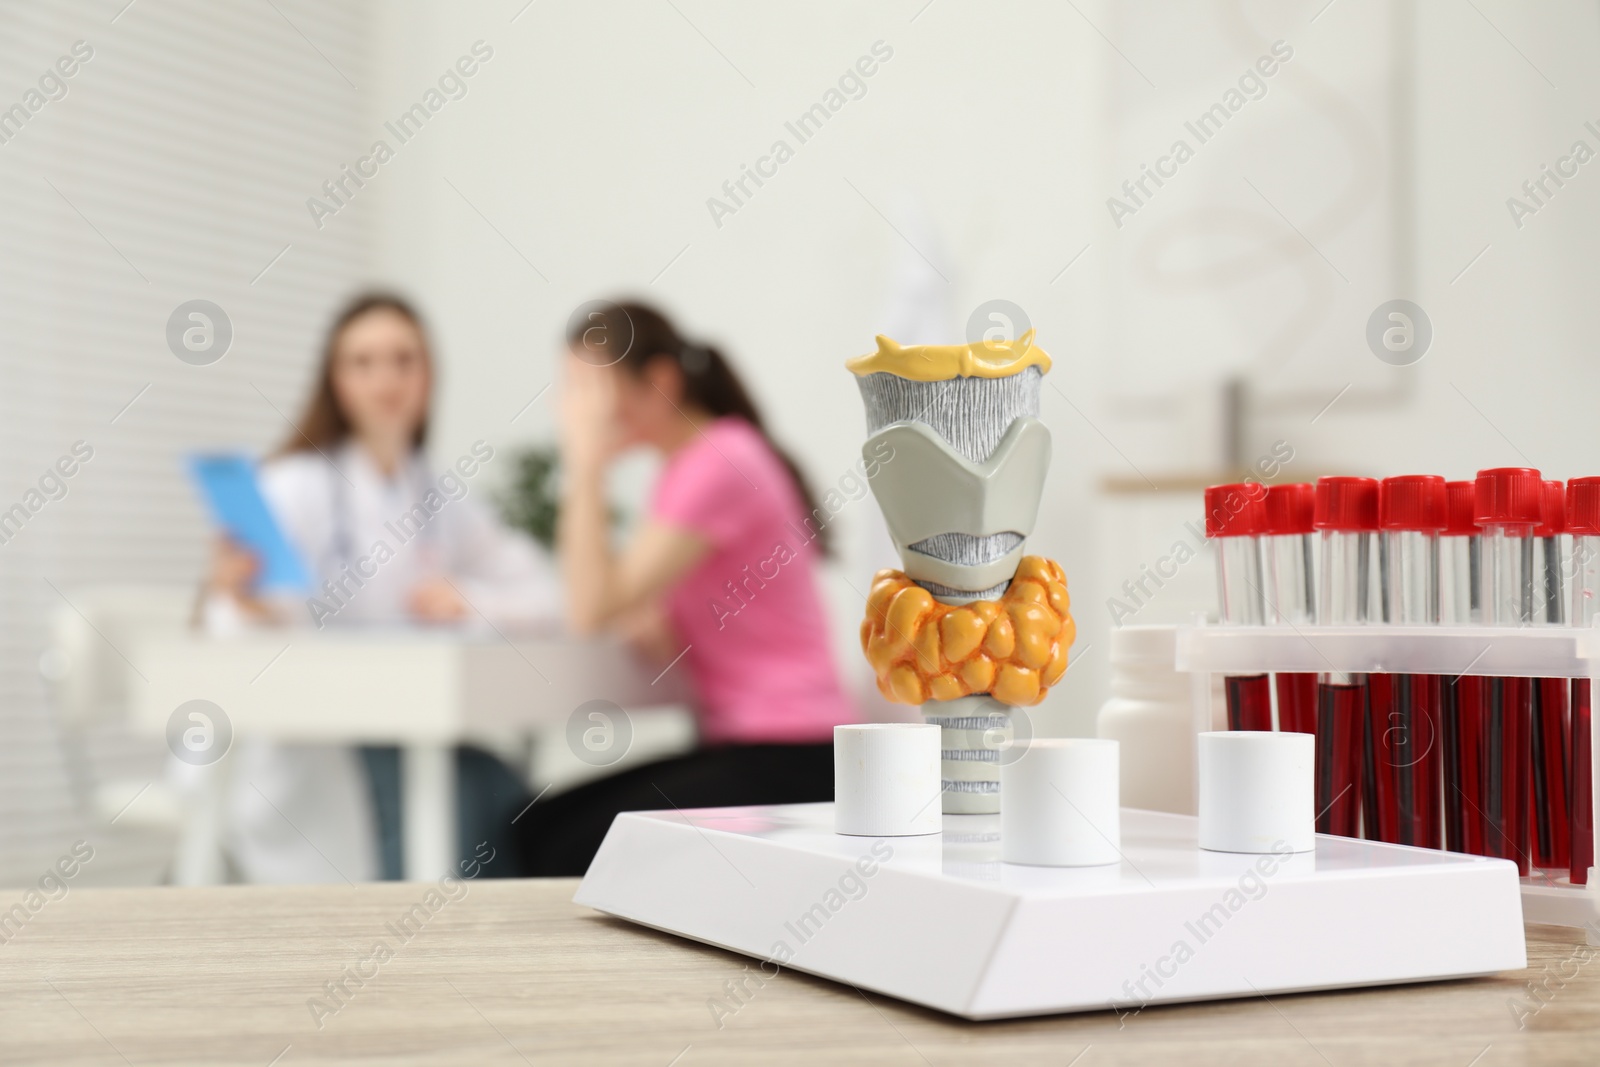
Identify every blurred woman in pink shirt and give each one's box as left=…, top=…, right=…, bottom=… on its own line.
left=517, top=301, right=856, bottom=874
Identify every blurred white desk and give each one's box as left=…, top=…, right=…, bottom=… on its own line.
left=128, top=628, right=688, bottom=883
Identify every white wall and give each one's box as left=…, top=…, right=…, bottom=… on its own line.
left=361, top=0, right=1600, bottom=735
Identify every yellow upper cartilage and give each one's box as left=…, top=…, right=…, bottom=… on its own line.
left=845, top=330, right=1052, bottom=382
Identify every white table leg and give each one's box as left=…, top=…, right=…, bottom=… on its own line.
left=403, top=743, right=455, bottom=882
left=173, top=762, right=229, bottom=886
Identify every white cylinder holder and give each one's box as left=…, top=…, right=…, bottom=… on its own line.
left=834, top=723, right=942, bottom=837
left=1198, top=731, right=1315, bottom=854
left=1000, top=739, right=1121, bottom=867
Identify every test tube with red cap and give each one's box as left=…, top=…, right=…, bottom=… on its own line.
left=1531, top=479, right=1570, bottom=873
left=1205, top=483, right=1271, bottom=731
left=1475, top=466, right=1539, bottom=875
left=1263, top=483, right=1317, bottom=734
left=1565, top=477, right=1599, bottom=886
left=1313, top=476, right=1378, bottom=837
left=1439, top=480, right=1487, bottom=854
left=1374, top=475, right=1446, bottom=847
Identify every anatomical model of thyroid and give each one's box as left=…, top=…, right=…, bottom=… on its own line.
left=849, top=332, right=1075, bottom=814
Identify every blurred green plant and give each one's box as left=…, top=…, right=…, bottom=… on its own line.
left=498, top=446, right=561, bottom=550
left=498, top=445, right=622, bottom=550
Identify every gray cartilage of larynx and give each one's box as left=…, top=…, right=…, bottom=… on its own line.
left=857, top=367, right=1042, bottom=464
left=925, top=694, right=1016, bottom=812
left=863, top=417, right=1051, bottom=600
left=857, top=363, right=1050, bottom=813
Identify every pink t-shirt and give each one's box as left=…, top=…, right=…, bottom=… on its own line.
left=651, top=417, right=856, bottom=745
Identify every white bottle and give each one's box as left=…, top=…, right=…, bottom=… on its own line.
left=1096, top=624, right=1219, bottom=816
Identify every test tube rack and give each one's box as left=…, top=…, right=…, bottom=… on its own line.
left=1176, top=621, right=1600, bottom=941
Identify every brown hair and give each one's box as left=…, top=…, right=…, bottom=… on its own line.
left=274, top=292, right=432, bottom=456
left=568, top=300, right=832, bottom=557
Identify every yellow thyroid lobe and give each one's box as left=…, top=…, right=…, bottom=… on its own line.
left=860, top=556, right=1076, bottom=707
left=845, top=330, right=1052, bottom=382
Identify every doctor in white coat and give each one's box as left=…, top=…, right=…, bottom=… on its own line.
left=202, top=293, right=560, bottom=882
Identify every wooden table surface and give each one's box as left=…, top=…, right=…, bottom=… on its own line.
left=1, top=878, right=1596, bottom=1066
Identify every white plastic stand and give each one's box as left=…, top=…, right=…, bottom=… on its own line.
left=575, top=802, right=1527, bottom=1019
left=1176, top=622, right=1600, bottom=938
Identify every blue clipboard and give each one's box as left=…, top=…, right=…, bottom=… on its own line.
left=187, top=453, right=313, bottom=593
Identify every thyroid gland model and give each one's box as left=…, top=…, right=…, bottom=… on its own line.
left=849, top=332, right=1075, bottom=814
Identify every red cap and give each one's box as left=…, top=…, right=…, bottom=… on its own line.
left=1262, top=483, right=1315, bottom=535
left=1534, top=479, right=1565, bottom=537
left=1444, top=480, right=1478, bottom=536
left=1313, top=477, right=1379, bottom=532
left=1474, top=467, right=1543, bottom=527
left=1203, top=483, right=1267, bottom=538
left=1379, top=475, right=1448, bottom=531
left=1568, top=478, right=1600, bottom=536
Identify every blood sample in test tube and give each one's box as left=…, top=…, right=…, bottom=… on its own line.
left=1263, top=483, right=1318, bottom=735
left=1565, top=477, right=1599, bottom=886
left=1475, top=467, right=1540, bottom=876
left=1205, top=483, right=1271, bottom=731
left=1375, top=475, right=1447, bottom=848
left=1439, top=480, right=1487, bottom=854
left=1531, top=479, right=1570, bottom=873
left=1313, top=477, right=1378, bottom=838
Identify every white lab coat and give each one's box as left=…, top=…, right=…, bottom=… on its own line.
left=197, top=441, right=561, bottom=883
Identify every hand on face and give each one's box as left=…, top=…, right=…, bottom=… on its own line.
left=407, top=576, right=470, bottom=623
left=560, top=352, right=623, bottom=474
